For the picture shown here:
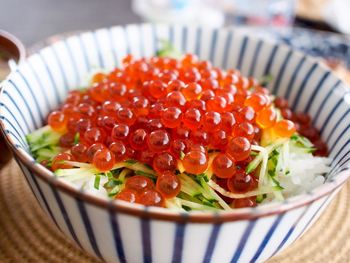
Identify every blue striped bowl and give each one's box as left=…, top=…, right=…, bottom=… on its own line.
left=1, top=24, right=350, bottom=263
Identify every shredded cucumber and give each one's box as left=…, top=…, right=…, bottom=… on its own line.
left=176, top=198, right=220, bottom=211
left=165, top=198, right=185, bottom=211
left=178, top=173, right=231, bottom=211
left=26, top=125, right=62, bottom=162
left=55, top=168, right=97, bottom=182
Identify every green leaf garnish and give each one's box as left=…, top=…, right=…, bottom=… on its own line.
left=182, top=205, right=192, bottom=211
left=271, top=177, right=284, bottom=190
left=74, top=133, right=80, bottom=144
left=256, top=194, right=267, bottom=203
left=143, top=163, right=154, bottom=171
left=108, top=185, right=120, bottom=197
left=94, top=174, right=101, bottom=190
left=135, top=170, right=157, bottom=179
left=156, top=40, right=181, bottom=59
left=250, top=151, right=259, bottom=156
left=105, top=179, right=123, bottom=188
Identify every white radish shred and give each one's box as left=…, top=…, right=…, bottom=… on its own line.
left=247, top=137, right=330, bottom=204
left=276, top=153, right=331, bottom=198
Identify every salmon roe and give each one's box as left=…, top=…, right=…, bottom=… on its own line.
left=273, top=120, right=296, bottom=138
left=47, top=53, right=328, bottom=208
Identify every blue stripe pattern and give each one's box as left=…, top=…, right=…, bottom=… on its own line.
left=17, top=71, right=45, bottom=123
left=203, top=223, right=222, bottom=263
left=76, top=198, right=104, bottom=260
left=223, top=31, right=233, bottom=69
left=271, top=206, right=310, bottom=257
left=209, top=29, right=218, bottom=63
left=272, top=50, right=292, bottom=95
left=109, top=206, right=126, bottom=263
left=291, top=63, right=318, bottom=110
left=230, top=220, right=257, bottom=263
left=4, top=129, right=25, bottom=148
left=237, top=36, right=248, bottom=70
left=8, top=81, right=39, bottom=129
left=295, top=194, right=333, bottom=240
left=14, top=158, right=46, bottom=206
left=37, top=52, right=61, bottom=106
left=303, top=71, right=331, bottom=113
left=0, top=116, right=26, bottom=146
left=195, top=27, right=202, bottom=56
left=169, top=25, right=175, bottom=46
left=26, top=60, right=51, bottom=110
left=319, top=98, right=344, bottom=134
left=313, top=80, right=342, bottom=125
left=1, top=24, right=350, bottom=263
left=27, top=169, right=60, bottom=229
left=50, top=186, right=82, bottom=248
left=284, top=56, right=306, bottom=101
left=92, top=32, right=105, bottom=68
left=63, top=40, right=80, bottom=86
left=263, top=45, right=278, bottom=76
left=2, top=91, right=31, bottom=132
left=172, top=213, right=188, bottom=263
left=248, top=40, right=262, bottom=76
left=50, top=46, right=69, bottom=92
left=123, top=26, right=131, bottom=55
left=141, top=214, right=152, bottom=263
left=77, top=35, right=91, bottom=72
left=108, top=28, right=119, bottom=67
left=250, top=214, right=284, bottom=262
left=181, top=26, right=188, bottom=53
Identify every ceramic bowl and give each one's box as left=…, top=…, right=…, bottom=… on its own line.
left=0, top=30, right=25, bottom=63
left=1, top=24, right=350, bottom=263
left=0, top=30, right=25, bottom=167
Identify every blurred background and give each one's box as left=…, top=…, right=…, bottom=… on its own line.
left=1, top=0, right=349, bottom=84
left=1, top=0, right=349, bottom=46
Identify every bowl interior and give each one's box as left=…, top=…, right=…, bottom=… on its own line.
left=1, top=24, right=350, bottom=213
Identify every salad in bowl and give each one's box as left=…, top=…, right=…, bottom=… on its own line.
left=1, top=24, right=348, bottom=263
left=26, top=47, right=330, bottom=211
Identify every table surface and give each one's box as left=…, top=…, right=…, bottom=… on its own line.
left=0, top=0, right=140, bottom=46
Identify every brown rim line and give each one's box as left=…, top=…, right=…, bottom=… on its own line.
left=6, top=133, right=348, bottom=223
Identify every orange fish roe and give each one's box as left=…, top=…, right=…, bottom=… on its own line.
left=46, top=54, right=328, bottom=208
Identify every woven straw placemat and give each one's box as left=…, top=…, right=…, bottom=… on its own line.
left=0, top=160, right=349, bottom=263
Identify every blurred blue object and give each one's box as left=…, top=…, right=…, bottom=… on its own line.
left=171, top=0, right=188, bottom=10
left=237, top=26, right=350, bottom=69
left=132, top=0, right=225, bottom=26
left=224, top=0, right=296, bottom=28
